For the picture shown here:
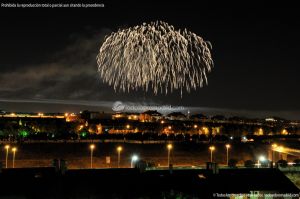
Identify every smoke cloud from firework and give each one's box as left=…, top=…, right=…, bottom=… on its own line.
left=96, top=21, right=213, bottom=96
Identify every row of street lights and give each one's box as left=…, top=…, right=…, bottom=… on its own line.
left=88, top=144, right=174, bottom=168
left=4, top=145, right=17, bottom=168
left=89, top=144, right=124, bottom=168
left=88, top=143, right=232, bottom=168
left=209, top=144, right=231, bottom=164
left=3, top=143, right=233, bottom=169
left=4, top=143, right=168, bottom=169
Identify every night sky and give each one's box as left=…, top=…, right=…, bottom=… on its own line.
left=0, top=1, right=300, bottom=119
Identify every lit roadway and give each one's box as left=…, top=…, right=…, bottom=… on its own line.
left=273, top=146, right=300, bottom=157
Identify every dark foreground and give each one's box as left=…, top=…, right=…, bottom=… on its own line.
left=0, top=167, right=299, bottom=199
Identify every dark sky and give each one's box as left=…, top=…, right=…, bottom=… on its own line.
left=0, top=1, right=300, bottom=119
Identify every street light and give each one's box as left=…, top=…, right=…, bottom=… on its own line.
left=131, top=155, right=138, bottom=168
left=167, top=144, right=173, bottom=166
left=258, top=155, right=266, bottom=168
left=12, top=147, right=17, bottom=168
left=277, top=146, right=284, bottom=160
left=4, top=145, right=10, bottom=168
left=90, top=144, right=95, bottom=168
left=225, top=144, right=230, bottom=166
left=271, top=144, right=277, bottom=163
left=209, top=146, right=215, bottom=162
left=117, top=146, right=122, bottom=168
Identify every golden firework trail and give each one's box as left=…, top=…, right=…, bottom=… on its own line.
left=97, top=21, right=213, bottom=96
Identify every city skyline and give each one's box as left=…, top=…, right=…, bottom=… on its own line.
left=1, top=2, right=300, bottom=198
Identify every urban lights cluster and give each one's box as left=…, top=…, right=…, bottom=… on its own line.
left=3, top=145, right=17, bottom=168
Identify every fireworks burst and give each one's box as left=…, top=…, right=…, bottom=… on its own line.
left=96, top=21, right=213, bottom=96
